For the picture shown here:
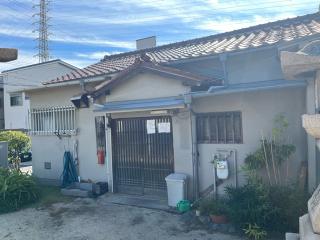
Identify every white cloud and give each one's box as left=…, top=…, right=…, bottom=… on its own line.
left=0, top=51, right=37, bottom=72
left=51, top=35, right=135, bottom=49
left=196, top=13, right=297, bottom=32
left=0, top=7, right=30, bottom=20
left=76, top=51, right=123, bottom=60
left=205, top=0, right=311, bottom=13
left=54, top=13, right=171, bottom=25
left=0, top=50, right=95, bottom=73
left=61, top=58, right=95, bottom=69
left=0, top=25, right=35, bottom=39
left=0, top=24, right=134, bottom=49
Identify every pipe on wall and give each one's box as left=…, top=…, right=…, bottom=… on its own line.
left=187, top=103, right=200, bottom=200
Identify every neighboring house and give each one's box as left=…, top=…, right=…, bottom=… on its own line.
left=0, top=60, right=78, bottom=130
left=25, top=13, right=320, bottom=199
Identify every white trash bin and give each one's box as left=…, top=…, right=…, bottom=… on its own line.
left=165, top=173, right=187, bottom=207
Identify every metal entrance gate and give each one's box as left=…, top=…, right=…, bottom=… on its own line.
left=111, top=116, right=174, bottom=195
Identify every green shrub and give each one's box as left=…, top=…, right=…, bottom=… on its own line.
left=267, top=185, right=308, bottom=232
left=0, top=131, right=31, bottom=164
left=225, top=183, right=276, bottom=231
left=0, top=168, right=39, bottom=213
left=199, top=198, right=229, bottom=215
left=225, top=183, right=308, bottom=234
left=225, top=114, right=308, bottom=235
left=244, top=223, right=267, bottom=240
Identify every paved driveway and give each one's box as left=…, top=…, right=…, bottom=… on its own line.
left=0, top=195, right=242, bottom=240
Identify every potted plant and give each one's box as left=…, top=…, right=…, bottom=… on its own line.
left=199, top=198, right=229, bottom=224
left=208, top=198, right=229, bottom=224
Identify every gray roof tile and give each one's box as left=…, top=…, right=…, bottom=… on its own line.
left=44, top=12, right=320, bottom=85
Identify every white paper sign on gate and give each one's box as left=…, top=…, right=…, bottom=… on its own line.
left=146, top=120, right=156, bottom=134
left=158, top=122, right=171, bottom=133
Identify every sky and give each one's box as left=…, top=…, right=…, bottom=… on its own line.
left=0, top=0, right=318, bottom=71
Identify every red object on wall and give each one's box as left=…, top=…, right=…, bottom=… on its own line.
left=97, top=150, right=105, bottom=165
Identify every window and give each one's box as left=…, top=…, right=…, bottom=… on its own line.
left=29, top=106, right=76, bottom=135
left=196, top=112, right=242, bottom=144
left=10, top=93, right=23, bottom=106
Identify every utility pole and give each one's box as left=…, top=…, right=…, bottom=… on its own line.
left=33, top=0, right=50, bottom=63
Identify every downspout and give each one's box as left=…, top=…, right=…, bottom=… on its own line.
left=79, top=79, right=85, bottom=93
left=219, top=53, right=228, bottom=86
left=184, top=94, right=200, bottom=200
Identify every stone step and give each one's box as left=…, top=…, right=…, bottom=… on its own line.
left=285, top=233, right=299, bottom=240
left=61, top=188, right=92, bottom=198
left=299, top=214, right=320, bottom=240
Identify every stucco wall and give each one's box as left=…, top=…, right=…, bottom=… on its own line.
left=29, top=85, right=109, bottom=183
left=105, top=72, right=190, bottom=102
left=171, top=58, right=223, bottom=79
left=227, top=48, right=283, bottom=84
left=29, top=85, right=81, bottom=108
left=3, top=62, right=76, bottom=130
left=192, top=87, right=307, bottom=193
left=172, top=111, right=194, bottom=199
left=170, top=48, right=283, bottom=84
left=29, top=73, right=192, bottom=188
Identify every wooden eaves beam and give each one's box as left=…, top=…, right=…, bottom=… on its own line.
left=0, top=48, right=18, bottom=62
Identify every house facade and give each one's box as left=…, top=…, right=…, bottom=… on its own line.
left=25, top=13, right=320, bottom=199
left=0, top=60, right=78, bottom=130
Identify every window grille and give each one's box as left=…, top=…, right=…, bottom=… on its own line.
left=29, top=106, right=76, bottom=135
left=10, top=93, right=23, bottom=106
left=196, top=111, right=242, bottom=144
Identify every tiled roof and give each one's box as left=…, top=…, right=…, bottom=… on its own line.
left=45, top=12, right=320, bottom=85
left=91, top=54, right=217, bottom=98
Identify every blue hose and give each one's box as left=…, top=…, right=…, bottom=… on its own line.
left=61, top=151, right=78, bottom=187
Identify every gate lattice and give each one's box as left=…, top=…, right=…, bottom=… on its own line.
left=111, top=116, right=174, bottom=194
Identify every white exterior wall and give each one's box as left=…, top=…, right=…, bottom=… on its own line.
left=105, top=72, right=190, bottom=102
left=172, top=111, right=194, bottom=198
left=29, top=85, right=109, bottom=184
left=227, top=48, right=283, bottom=84
left=29, top=72, right=192, bottom=187
left=192, top=87, right=307, bottom=193
left=2, top=61, right=76, bottom=130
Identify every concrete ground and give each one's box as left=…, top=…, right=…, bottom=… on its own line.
left=0, top=195, right=243, bottom=240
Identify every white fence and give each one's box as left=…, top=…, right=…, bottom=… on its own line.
left=29, top=106, right=76, bottom=135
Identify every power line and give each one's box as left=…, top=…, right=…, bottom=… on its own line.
left=33, top=0, right=51, bottom=63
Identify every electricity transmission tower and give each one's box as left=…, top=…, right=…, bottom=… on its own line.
left=33, top=0, right=50, bottom=63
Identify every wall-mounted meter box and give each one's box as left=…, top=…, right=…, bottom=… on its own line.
left=216, top=159, right=229, bottom=180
